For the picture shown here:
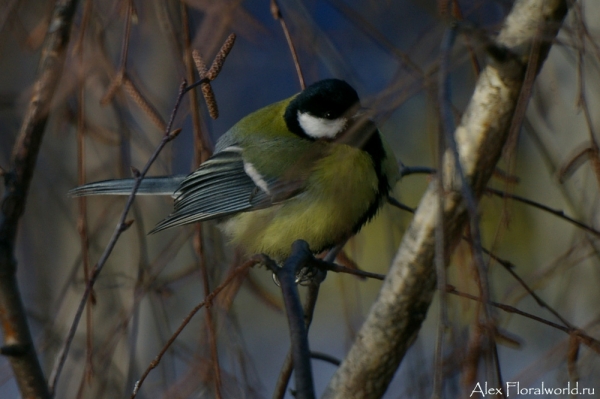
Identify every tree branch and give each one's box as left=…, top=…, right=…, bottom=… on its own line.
left=0, top=1, right=80, bottom=398
left=265, top=241, right=319, bottom=399
left=322, top=1, right=569, bottom=397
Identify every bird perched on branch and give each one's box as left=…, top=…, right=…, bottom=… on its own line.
left=70, top=79, right=399, bottom=261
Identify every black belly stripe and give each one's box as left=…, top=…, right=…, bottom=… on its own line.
left=349, top=128, right=390, bottom=235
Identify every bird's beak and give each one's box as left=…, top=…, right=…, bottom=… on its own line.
left=336, top=107, right=377, bottom=148
left=352, top=106, right=373, bottom=119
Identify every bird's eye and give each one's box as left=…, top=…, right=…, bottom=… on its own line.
left=323, top=112, right=332, bottom=118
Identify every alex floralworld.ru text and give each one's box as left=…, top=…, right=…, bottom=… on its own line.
left=470, top=381, right=594, bottom=397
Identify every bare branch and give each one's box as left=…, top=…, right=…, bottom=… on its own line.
left=181, top=4, right=221, bottom=397
left=487, top=187, right=600, bottom=237
left=264, top=241, right=319, bottom=399
left=445, top=285, right=600, bottom=354
left=273, top=269, right=323, bottom=399
left=0, top=1, right=80, bottom=398
left=50, top=80, right=190, bottom=395
left=322, top=1, right=570, bottom=397
left=131, top=258, right=259, bottom=398
left=270, top=0, right=306, bottom=89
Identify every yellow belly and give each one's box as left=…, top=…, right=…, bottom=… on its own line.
left=219, top=144, right=380, bottom=261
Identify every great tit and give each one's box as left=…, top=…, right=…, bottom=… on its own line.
left=70, top=79, right=400, bottom=261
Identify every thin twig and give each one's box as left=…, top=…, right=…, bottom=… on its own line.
left=73, top=0, right=92, bottom=55
left=326, top=0, right=422, bottom=80
left=324, top=3, right=570, bottom=396
left=101, top=0, right=133, bottom=105
left=270, top=0, right=305, bottom=89
left=0, top=0, right=19, bottom=33
left=449, top=0, right=481, bottom=76
left=130, top=258, right=259, bottom=398
left=395, top=168, right=600, bottom=238
left=52, top=32, right=234, bottom=393
left=480, top=248, right=575, bottom=329
left=445, top=285, right=600, bottom=354
left=558, top=145, right=594, bottom=183
left=49, top=80, right=189, bottom=395
left=182, top=4, right=221, bottom=397
left=503, top=19, right=541, bottom=167
left=310, top=352, right=341, bottom=367
left=395, top=169, right=598, bottom=381
left=183, top=12, right=212, bottom=163
left=438, top=27, right=499, bottom=387
left=486, top=188, right=600, bottom=237
left=321, top=262, right=385, bottom=280
left=195, top=227, right=223, bottom=398
left=388, top=197, right=415, bottom=214
left=393, top=179, right=592, bottom=335
left=399, top=165, right=436, bottom=178
left=439, top=25, right=501, bottom=389
left=122, top=76, right=167, bottom=130
left=567, top=334, right=580, bottom=383
left=76, top=46, right=95, bottom=395
left=433, top=30, right=450, bottom=394
left=573, top=2, right=600, bottom=191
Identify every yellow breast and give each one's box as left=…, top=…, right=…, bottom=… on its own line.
left=219, top=144, right=380, bottom=261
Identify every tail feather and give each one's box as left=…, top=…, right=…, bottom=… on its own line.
left=68, top=176, right=186, bottom=197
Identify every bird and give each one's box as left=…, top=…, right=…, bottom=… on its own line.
left=70, top=79, right=400, bottom=262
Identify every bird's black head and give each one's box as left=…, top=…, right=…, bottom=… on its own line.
left=284, top=79, right=361, bottom=140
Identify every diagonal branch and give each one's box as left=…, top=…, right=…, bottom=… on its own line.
left=322, top=1, right=569, bottom=398
left=0, top=1, right=80, bottom=398
left=49, top=82, right=187, bottom=396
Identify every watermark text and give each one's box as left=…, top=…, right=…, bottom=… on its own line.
left=470, top=381, right=594, bottom=397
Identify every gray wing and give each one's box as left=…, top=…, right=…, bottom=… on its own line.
left=149, top=146, right=272, bottom=233
left=69, top=176, right=185, bottom=197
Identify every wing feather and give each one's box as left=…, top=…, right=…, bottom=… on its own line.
left=150, top=147, right=270, bottom=233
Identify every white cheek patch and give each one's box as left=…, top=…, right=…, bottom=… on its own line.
left=297, top=111, right=347, bottom=139
left=243, top=161, right=271, bottom=195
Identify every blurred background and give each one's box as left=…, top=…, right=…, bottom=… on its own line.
left=1, top=0, right=599, bottom=398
